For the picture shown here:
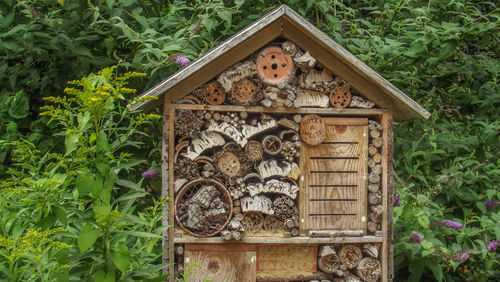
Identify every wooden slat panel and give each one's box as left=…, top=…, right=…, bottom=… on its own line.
left=309, top=159, right=359, bottom=172
left=307, top=200, right=359, bottom=214
left=324, top=125, right=367, bottom=142
left=306, top=215, right=360, bottom=230
left=302, top=117, right=368, bottom=234
left=308, top=186, right=358, bottom=200
left=324, top=117, right=368, bottom=126
left=307, top=143, right=361, bottom=158
left=308, top=173, right=358, bottom=186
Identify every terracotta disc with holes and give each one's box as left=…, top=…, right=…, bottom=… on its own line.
left=203, top=81, right=226, bottom=105
left=217, top=152, right=240, bottom=176
left=300, top=114, right=326, bottom=145
left=231, top=79, right=257, bottom=105
left=256, top=47, right=294, bottom=85
left=329, top=86, right=352, bottom=108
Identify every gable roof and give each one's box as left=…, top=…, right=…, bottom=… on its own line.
left=131, top=5, right=430, bottom=121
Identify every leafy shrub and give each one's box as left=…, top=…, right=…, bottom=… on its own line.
left=0, top=67, right=168, bottom=281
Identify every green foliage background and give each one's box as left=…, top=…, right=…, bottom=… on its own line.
left=1, top=0, right=499, bottom=281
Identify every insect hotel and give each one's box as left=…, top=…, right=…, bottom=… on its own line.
left=132, top=5, right=429, bottom=282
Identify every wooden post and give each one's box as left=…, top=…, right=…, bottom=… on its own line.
left=381, top=112, right=393, bottom=282
left=164, top=98, right=176, bottom=281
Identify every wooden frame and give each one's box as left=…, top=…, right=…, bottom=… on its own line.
left=163, top=99, right=393, bottom=281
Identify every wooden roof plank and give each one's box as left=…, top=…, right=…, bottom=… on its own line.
left=131, top=5, right=430, bottom=121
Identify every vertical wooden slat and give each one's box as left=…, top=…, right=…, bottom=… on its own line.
left=381, top=113, right=393, bottom=282
left=161, top=101, right=170, bottom=276
left=166, top=99, right=176, bottom=281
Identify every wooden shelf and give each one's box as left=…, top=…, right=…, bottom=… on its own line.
left=167, top=103, right=388, bottom=117
left=174, top=235, right=382, bottom=244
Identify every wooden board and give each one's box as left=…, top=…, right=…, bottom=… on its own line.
left=184, top=249, right=256, bottom=282
left=301, top=117, right=368, bottom=233
left=256, top=244, right=317, bottom=279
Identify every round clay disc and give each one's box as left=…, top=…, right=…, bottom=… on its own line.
left=203, top=81, right=225, bottom=105
left=300, top=114, right=326, bottom=145
left=256, top=47, right=294, bottom=85
left=231, top=79, right=257, bottom=105
left=329, top=86, right=352, bottom=108
left=217, top=152, right=240, bottom=176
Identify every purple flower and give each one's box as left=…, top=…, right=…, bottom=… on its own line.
left=486, top=239, right=499, bottom=252
left=169, top=54, right=190, bottom=67
left=441, top=219, right=463, bottom=229
left=394, top=193, right=400, bottom=207
left=459, top=253, right=469, bottom=263
left=141, top=169, right=158, bottom=179
left=483, top=200, right=499, bottom=210
left=410, top=232, right=422, bottom=243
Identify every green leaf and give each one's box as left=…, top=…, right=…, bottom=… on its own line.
left=54, top=205, right=68, bottom=226
left=90, top=176, right=103, bottom=199
left=417, top=214, right=430, bottom=229
left=425, top=259, right=443, bottom=282
left=94, top=270, right=115, bottom=282
left=76, top=172, right=93, bottom=196
left=65, top=132, right=79, bottom=156
left=8, top=90, right=29, bottom=119
left=77, top=111, right=91, bottom=131
left=111, top=244, right=130, bottom=273
left=97, top=130, right=110, bottom=152
left=408, top=259, right=424, bottom=282
left=437, top=41, right=457, bottom=59
left=375, top=0, right=384, bottom=10
left=78, top=223, right=101, bottom=253
left=217, top=11, right=232, bottom=28
left=421, top=239, right=433, bottom=250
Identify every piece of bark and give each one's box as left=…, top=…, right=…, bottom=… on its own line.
left=370, top=212, right=382, bottom=223
left=217, top=60, right=257, bottom=92
left=175, top=246, right=184, bottom=256
left=369, top=192, right=382, bottom=205
left=294, top=90, right=329, bottom=108
left=370, top=129, right=381, bottom=139
left=363, top=244, right=379, bottom=259
left=221, top=230, right=232, bottom=240
left=368, top=183, right=380, bottom=193
left=371, top=205, right=384, bottom=215
left=350, top=95, right=375, bottom=108
left=368, top=145, right=379, bottom=156
left=368, top=172, right=380, bottom=184
left=293, top=114, right=302, bottom=123
left=231, top=231, right=241, bottom=240
left=368, top=158, right=376, bottom=168
left=372, top=137, right=383, bottom=148
left=368, top=221, right=378, bottom=233
left=183, top=132, right=225, bottom=160
left=241, top=195, right=274, bottom=214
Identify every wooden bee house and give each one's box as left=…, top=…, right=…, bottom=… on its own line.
left=132, top=5, right=429, bottom=282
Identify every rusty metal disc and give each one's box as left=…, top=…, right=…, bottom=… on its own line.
left=231, top=78, right=257, bottom=105
left=217, top=151, right=240, bottom=177
left=256, top=47, right=294, bottom=85
left=299, top=114, right=326, bottom=145
left=329, top=86, right=352, bottom=108
left=245, top=140, right=263, bottom=162
left=203, top=81, right=226, bottom=105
